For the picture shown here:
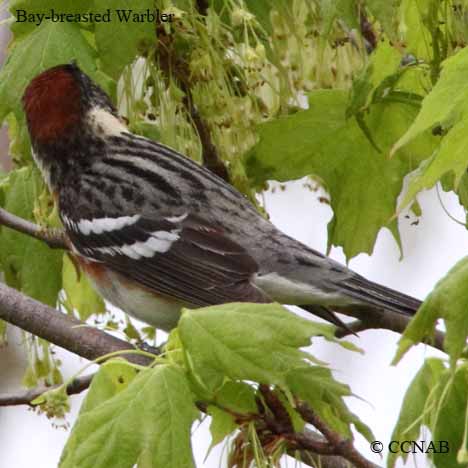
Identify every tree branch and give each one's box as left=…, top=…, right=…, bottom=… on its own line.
left=0, top=374, right=94, bottom=407
left=201, top=388, right=378, bottom=468
left=0, top=207, right=67, bottom=249
left=0, top=281, right=151, bottom=366
left=289, top=434, right=369, bottom=468
left=296, top=401, right=380, bottom=468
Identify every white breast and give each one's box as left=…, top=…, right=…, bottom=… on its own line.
left=89, top=268, right=184, bottom=331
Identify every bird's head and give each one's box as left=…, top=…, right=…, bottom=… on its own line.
left=22, top=63, right=127, bottom=188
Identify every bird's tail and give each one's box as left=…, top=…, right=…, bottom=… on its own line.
left=300, top=276, right=421, bottom=333
left=339, top=275, right=422, bottom=317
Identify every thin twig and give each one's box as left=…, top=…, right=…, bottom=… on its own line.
left=155, top=22, right=230, bottom=182
left=182, top=92, right=230, bottom=181
left=0, top=371, right=366, bottom=467
left=255, top=385, right=380, bottom=467
left=0, top=207, right=67, bottom=249
left=0, top=374, right=94, bottom=407
left=204, top=390, right=377, bottom=468
left=296, top=402, right=380, bottom=468
left=188, top=0, right=230, bottom=180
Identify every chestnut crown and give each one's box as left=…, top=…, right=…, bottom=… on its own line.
left=22, top=63, right=116, bottom=145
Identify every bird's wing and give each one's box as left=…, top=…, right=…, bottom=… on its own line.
left=64, top=212, right=270, bottom=306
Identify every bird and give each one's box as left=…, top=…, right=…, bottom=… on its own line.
left=21, top=63, right=421, bottom=332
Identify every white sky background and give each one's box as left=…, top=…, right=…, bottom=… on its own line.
left=0, top=178, right=462, bottom=467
